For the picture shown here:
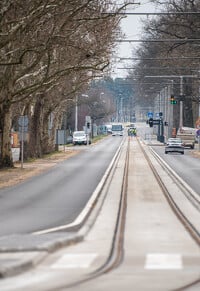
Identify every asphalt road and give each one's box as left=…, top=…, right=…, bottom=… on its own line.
left=1, top=134, right=199, bottom=291
left=137, top=123, right=200, bottom=195
left=151, top=145, right=200, bottom=195
left=0, top=136, right=123, bottom=236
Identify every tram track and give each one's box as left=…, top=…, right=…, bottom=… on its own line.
left=0, top=128, right=199, bottom=291
left=60, top=136, right=199, bottom=290
left=134, top=138, right=200, bottom=291
left=48, top=139, right=130, bottom=290
left=140, top=139, right=200, bottom=245
left=4, top=136, right=198, bottom=290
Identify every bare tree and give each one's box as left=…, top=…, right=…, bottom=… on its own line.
left=128, top=0, right=200, bottom=126
left=0, top=0, right=126, bottom=167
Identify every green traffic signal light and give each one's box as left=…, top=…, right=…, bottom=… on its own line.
left=170, top=100, right=177, bottom=104
left=170, top=95, right=177, bottom=104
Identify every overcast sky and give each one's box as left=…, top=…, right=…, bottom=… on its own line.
left=112, top=0, right=159, bottom=78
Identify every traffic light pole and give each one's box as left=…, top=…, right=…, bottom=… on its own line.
left=179, top=76, right=184, bottom=130
left=146, top=75, right=198, bottom=137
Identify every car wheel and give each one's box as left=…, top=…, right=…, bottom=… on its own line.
left=181, top=152, right=184, bottom=155
left=165, top=151, right=168, bottom=154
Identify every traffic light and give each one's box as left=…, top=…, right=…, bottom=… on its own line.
left=170, top=95, right=177, bottom=104
left=149, top=118, right=153, bottom=127
left=87, top=122, right=90, bottom=129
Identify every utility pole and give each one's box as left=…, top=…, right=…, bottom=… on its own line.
left=169, top=80, right=174, bottom=138
left=75, top=95, right=78, bottom=131
left=179, top=76, right=184, bottom=130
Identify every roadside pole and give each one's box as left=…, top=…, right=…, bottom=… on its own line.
left=21, top=117, right=24, bottom=169
left=18, top=115, right=28, bottom=169
left=85, top=115, right=91, bottom=146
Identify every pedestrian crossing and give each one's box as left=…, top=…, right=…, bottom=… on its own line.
left=51, top=253, right=183, bottom=270
left=51, top=253, right=98, bottom=269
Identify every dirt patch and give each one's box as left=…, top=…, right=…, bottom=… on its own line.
left=0, top=149, right=79, bottom=189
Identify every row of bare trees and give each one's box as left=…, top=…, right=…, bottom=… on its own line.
left=128, top=0, right=200, bottom=127
left=0, top=0, right=130, bottom=168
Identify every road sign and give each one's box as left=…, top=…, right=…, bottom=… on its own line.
left=19, top=126, right=28, bottom=132
left=18, top=115, right=28, bottom=127
left=153, top=119, right=160, bottom=125
left=148, top=112, right=153, bottom=118
left=85, top=115, right=91, bottom=123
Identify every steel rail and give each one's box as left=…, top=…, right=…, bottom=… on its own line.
left=137, top=139, right=200, bottom=291
left=49, top=137, right=199, bottom=290
left=33, top=139, right=125, bottom=235
left=150, top=148, right=200, bottom=210
left=51, top=139, right=130, bottom=290
left=139, top=141, right=200, bottom=244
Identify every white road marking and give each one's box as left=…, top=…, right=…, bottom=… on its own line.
left=145, top=253, right=182, bottom=270
left=51, top=253, right=98, bottom=269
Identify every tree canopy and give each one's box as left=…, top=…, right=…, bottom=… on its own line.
left=0, top=0, right=129, bottom=167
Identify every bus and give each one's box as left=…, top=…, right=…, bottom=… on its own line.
left=111, top=124, right=124, bottom=136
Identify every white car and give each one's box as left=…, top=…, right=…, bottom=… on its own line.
left=165, top=138, right=184, bottom=154
left=73, top=131, right=91, bottom=145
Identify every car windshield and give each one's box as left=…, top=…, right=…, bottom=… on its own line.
left=74, top=132, right=85, bottom=137
left=168, top=138, right=182, bottom=144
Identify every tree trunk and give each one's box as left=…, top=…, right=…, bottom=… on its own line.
left=41, top=110, right=62, bottom=154
left=41, top=112, right=54, bottom=154
left=0, top=104, right=13, bottom=168
left=28, top=99, right=43, bottom=159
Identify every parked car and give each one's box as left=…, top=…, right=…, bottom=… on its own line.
left=72, top=131, right=91, bottom=145
left=165, top=138, right=184, bottom=154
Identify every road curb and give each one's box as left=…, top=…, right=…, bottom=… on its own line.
left=0, top=138, right=126, bottom=278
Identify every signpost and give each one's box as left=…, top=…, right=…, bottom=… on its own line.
left=85, top=116, right=91, bottom=145
left=152, top=119, right=160, bottom=125
left=18, top=115, right=28, bottom=169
